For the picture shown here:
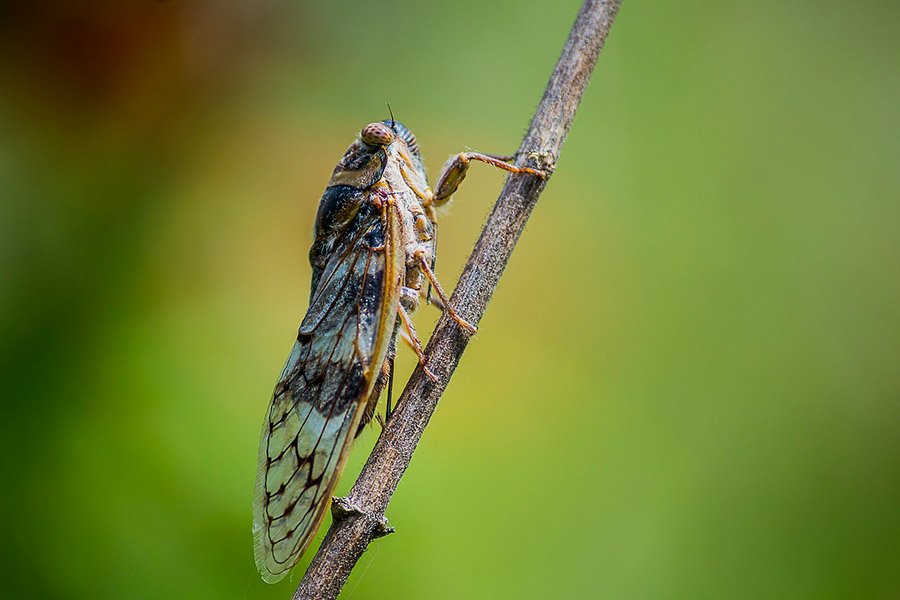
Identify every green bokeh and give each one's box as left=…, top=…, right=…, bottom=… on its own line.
left=2, top=1, right=898, bottom=598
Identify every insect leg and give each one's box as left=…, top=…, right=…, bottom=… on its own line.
left=385, top=352, right=395, bottom=421
left=400, top=162, right=434, bottom=204
left=419, top=287, right=446, bottom=311
left=426, top=221, right=437, bottom=305
left=413, top=250, right=477, bottom=334
left=397, top=303, right=439, bottom=382
left=358, top=347, right=394, bottom=437
left=432, top=152, right=546, bottom=206
left=398, top=327, right=414, bottom=348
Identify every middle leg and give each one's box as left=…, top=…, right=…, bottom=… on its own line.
left=397, top=301, right=438, bottom=382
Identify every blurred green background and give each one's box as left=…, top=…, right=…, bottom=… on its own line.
left=2, top=1, right=898, bottom=598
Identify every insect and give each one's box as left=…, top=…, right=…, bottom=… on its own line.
left=252, top=118, right=543, bottom=583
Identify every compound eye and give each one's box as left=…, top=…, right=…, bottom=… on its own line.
left=360, top=122, right=395, bottom=146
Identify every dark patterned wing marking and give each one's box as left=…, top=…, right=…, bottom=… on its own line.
left=252, top=199, right=401, bottom=583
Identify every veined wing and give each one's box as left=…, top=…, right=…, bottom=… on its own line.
left=252, top=199, right=402, bottom=583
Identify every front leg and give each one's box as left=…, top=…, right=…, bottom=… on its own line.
left=432, top=152, right=546, bottom=206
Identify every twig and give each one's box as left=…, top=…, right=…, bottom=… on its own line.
left=293, top=1, right=621, bottom=597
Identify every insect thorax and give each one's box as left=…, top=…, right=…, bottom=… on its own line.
left=311, top=134, right=435, bottom=312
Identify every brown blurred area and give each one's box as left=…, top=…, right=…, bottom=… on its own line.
left=0, top=2, right=307, bottom=361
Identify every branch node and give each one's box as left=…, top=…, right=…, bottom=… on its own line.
left=331, top=496, right=395, bottom=538
left=372, top=519, right=395, bottom=539
left=524, top=150, right=558, bottom=176
left=330, top=497, right=363, bottom=522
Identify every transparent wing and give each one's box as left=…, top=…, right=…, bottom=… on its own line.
left=253, top=204, right=401, bottom=583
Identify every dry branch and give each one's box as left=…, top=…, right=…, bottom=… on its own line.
left=293, top=1, right=621, bottom=597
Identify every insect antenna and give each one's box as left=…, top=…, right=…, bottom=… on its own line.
left=386, top=102, right=395, bottom=130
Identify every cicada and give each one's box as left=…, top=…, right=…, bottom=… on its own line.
left=252, top=118, right=541, bottom=583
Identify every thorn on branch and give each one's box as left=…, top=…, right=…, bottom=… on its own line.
left=373, top=520, right=395, bottom=539
left=330, top=496, right=395, bottom=538
left=330, top=497, right=362, bottom=522
left=524, top=150, right=558, bottom=177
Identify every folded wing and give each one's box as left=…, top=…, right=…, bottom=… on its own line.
left=252, top=201, right=400, bottom=583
